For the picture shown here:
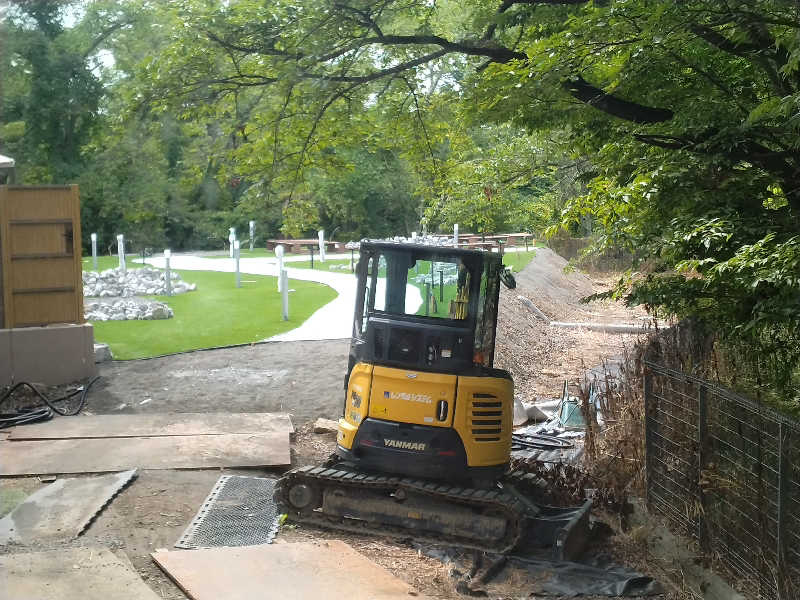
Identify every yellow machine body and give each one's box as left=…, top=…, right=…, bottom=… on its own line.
left=338, top=362, right=513, bottom=471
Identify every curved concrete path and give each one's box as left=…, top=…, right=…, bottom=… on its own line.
left=146, top=255, right=422, bottom=341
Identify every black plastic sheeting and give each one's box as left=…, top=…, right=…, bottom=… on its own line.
left=417, top=545, right=663, bottom=597
left=510, top=555, right=663, bottom=597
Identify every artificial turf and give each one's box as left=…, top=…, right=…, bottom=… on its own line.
left=90, top=269, right=337, bottom=359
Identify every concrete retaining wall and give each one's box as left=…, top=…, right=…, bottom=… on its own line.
left=0, top=323, right=96, bottom=386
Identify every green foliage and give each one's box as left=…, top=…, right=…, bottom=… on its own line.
left=8, top=0, right=800, bottom=405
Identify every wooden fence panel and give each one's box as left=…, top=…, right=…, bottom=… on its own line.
left=0, top=185, right=84, bottom=328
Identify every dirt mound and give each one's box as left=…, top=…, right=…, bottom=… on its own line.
left=512, top=247, right=593, bottom=321
left=495, top=248, right=645, bottom=401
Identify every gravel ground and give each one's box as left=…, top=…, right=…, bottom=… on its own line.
left=87, top=339, right=350, bottom=422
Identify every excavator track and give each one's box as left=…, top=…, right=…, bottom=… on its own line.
left=275, top=460, right=529, bottom=554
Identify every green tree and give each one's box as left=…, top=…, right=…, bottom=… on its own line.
left=0, top=1, right=136, bottom=182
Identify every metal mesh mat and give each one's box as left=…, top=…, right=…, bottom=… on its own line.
left=175, top=475, right=279, bottom=549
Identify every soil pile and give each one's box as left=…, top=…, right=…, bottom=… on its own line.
left=512, top=247, right=593, bottom=321
left=496, top=248, right=645, bottom=401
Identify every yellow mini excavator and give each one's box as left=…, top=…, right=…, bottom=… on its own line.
left=275, top=241, right=585, bottom=554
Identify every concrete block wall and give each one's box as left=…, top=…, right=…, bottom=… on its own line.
left=1, top=323, right=97, bottom=387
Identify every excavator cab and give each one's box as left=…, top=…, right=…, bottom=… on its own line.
left=337, top=241, right=516, bottom=483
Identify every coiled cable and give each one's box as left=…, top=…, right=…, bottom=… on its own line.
left=0, top=376, right=100, bottom=429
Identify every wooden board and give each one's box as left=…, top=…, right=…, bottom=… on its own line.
left=8, top=412, right=293, bottom=440
left=0, top=432, right=289, bottom=476
left=152, top=541, right=428, bottom=600
left=0, top=470, right=136, bottom=543
left=2, top=547, right=160, bottom=600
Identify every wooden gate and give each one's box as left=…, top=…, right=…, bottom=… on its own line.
left=0, top=185, right=84, bottom=328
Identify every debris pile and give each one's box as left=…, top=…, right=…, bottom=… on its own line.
left=346, top=234, right=454, bottom=249
left=84, top=298, right=173, bottom=321
left=83, top=267, right=196, bottom=298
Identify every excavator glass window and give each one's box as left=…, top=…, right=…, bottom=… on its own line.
left=369, top=252, right=473, bottom=321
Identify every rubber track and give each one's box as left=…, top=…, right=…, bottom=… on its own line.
left=275, top=463, right=528, bottom=554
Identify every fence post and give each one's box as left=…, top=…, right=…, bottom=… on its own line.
left=280, top=269, right=289, bottom=321
left=275, top=245, right=285, bottom=292
left=643, top=365, right=653, bottom=510
left=234, top=240, right=241, bottom=288
left=777, top=422, right=790, bottom=598
left=91, top=233, right=98, bottom=271
left=697, top=385, right=710, bottom=552
left=164, top=249, right=172, bottom=297
left=424, top=283, right=430, bottom=316
left=116, top=234, right=126, bottom=273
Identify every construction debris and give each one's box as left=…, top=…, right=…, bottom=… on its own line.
left=312, top=417, right=339, bottom=434
left=517, top=295, right=549, bottom=321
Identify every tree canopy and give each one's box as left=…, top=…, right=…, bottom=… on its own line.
left=3, top=1, right=800, bottom=401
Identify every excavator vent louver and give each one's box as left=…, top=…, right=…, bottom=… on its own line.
left=471, top=393, right=502, bottom=442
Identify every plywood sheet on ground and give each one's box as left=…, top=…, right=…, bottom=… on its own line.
left=2, top=547, right=160, bottom=599
left=0, top=432, right=289, bottom=476
left=152, top=541, right=427, bottom=600
left=0, top=470, right=136, bottom=544
left=8, top=412, right=293, bottom=440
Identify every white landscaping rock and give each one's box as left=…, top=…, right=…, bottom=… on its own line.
left=82, top=267, right=196, bottom=298
left=94, top=343, right=113, bottom=363
left=84, top=299, right=174, bottom=322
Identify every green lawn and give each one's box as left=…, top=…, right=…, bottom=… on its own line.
left=82, top=254, right=145, bottom=271
left=91, top=269, right=337, bottom=359
left=504, top=249, right=539, bottom=272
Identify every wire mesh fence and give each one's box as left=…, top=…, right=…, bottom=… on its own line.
left=644, top=360, right=799, bottom=600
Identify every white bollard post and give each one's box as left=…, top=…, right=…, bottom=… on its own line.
left=229, top=227, right=236, bottom=258
left=318, top=229, right=326, bottom=262
left=411, top=231, right=417, bottom=242
left=91, top=233, right=98, bottom=271
left=234, top=240, right=241, bottom=288
left=275, top=245, right=285, bottom=292
left=280, top=268, right=289, bottom=321
left=453, top=223, right=459, bottom=246
left=164, top=249, right=172, bottom=296
left=249, top=220, right=255, bottom=251
left=116, top=234, right=126, bottom=273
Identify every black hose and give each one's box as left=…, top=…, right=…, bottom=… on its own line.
left=0, top=376, right=100, bottom=429
left=511, top=432, right=574, bottom=451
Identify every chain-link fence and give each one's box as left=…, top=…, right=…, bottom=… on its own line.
left=644, top=360, right=799, bottom=599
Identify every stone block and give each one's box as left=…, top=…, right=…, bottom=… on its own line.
left=11, top=323, right=97, bottom=385
left=0, top=329, right=11, bottom=387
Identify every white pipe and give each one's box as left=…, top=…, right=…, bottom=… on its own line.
left=550, top=321, right=658, bottom=334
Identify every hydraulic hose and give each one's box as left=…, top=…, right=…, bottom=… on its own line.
left=0, top=376, right=100, bottom=429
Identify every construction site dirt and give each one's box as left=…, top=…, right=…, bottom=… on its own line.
left=1, top=250, right=677, bottom=599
